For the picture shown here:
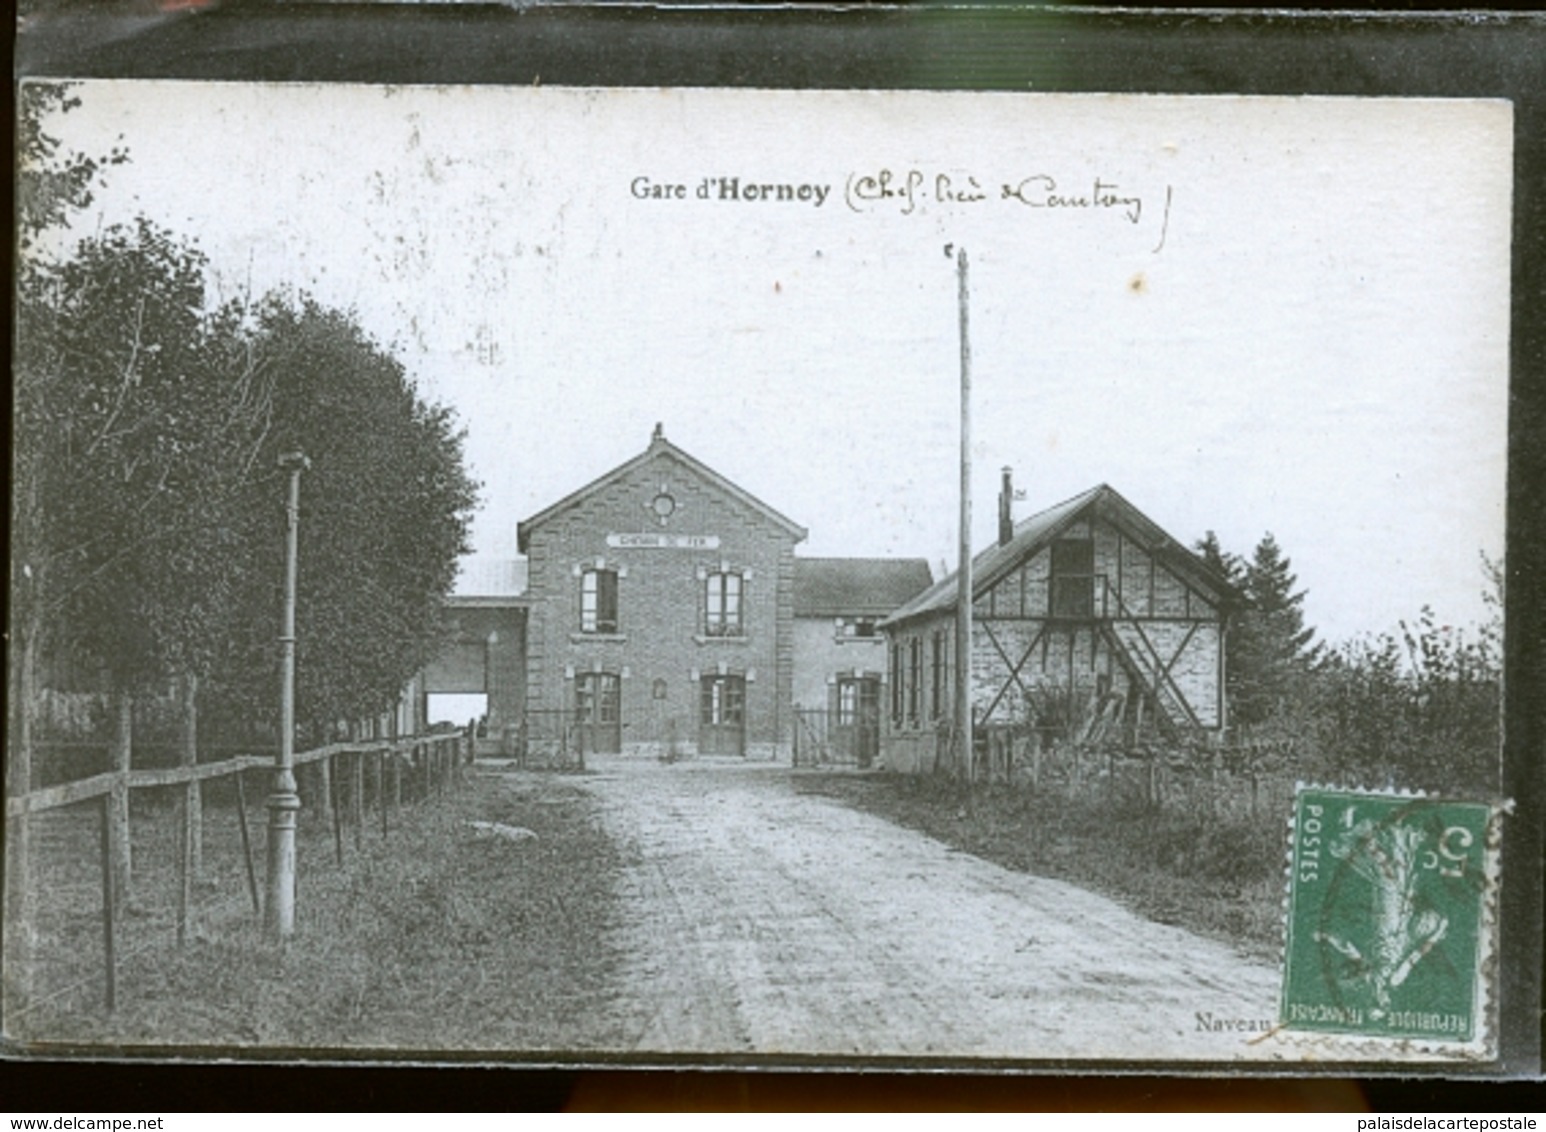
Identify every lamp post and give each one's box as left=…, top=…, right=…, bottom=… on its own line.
left=266, top=450, right=309, bottom=940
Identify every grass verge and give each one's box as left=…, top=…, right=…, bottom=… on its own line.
left=792, top=771, right=1285, bottom=964
left=8, top=767, right=626, bottom=1056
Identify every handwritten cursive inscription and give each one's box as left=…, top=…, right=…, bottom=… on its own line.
left=1001, top=175, right=1142, bottom=223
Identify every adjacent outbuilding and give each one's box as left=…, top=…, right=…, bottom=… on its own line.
left=791, top=557, right=934, bottom=767
left=879, top=483, right=1234, bottom=774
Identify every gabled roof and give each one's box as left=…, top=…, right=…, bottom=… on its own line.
left=517, top=428, right=807, bottom=553
left=880, top=484, right=1236, bottom=629
left=794, top=558, right=934, bottom=618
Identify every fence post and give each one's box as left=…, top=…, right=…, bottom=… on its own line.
left=108, top=689, right=133, bottom=919
left=98, top=793, right=117, bottom=1012
left=315, top=757, right=331, bottom=831
left=180, top=673, right=203, bottom=880
left=376, top=751, right=387, bottom=838
left=392, top=747, right=402, bottom=810
left=8, top=624, right=36, bottom=976
left=233, top=770, right=261, bottom=917
left=328, top=753, right=344, bottom=867
left=351, top=751, right=365, bottom=852
left=177, top=773, right=193, bottom=947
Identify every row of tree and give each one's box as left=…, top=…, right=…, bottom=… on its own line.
left=13, top=84, right=480, bottom=766
left=1195, top=530, right=1501, bottom=794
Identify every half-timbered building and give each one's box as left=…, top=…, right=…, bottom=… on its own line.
left=878, top=483, right=1234, bottom=774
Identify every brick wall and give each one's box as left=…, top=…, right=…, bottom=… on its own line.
left=524, top=449, right=800, bottom=758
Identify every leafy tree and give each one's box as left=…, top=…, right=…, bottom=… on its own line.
left=16, top=81, right=477, bottom=752
left=17, top=220, right=273, bottom=694
left=1311, top=604, right=1499, bottom=794
left=16, top=82, right=126, bottom=257
left=202, top=295, right=479, bottom=740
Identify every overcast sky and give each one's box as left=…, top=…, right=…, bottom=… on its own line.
left=38, top=83, right=1511, bottom=645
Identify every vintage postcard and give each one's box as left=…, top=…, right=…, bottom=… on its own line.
left=8, top=82, right=1523, bottom=1070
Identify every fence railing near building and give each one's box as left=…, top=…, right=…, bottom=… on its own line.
left=792, top=708, right=881, bottom=769
left=516, top=708, right=587, bottom=771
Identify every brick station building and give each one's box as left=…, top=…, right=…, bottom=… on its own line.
left=515, top=425, right=808, bottom=759
left=419, top=426, right=935, bottom=761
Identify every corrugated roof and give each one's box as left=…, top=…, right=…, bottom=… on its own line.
left=881, top=484, right=1233, bottom=628
left=451, top=556, right=529, bottom=600
left=793, top=558, right=935, bottom=618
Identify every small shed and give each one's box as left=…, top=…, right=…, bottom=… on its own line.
left=791, top=557, right=933, bottom=767
left=878, top=484, right=1234, bottom=773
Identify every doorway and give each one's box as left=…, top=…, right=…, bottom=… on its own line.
left=834, top=676, right=881, bottom=768
left=699, top=674, right=746, bottom=756
left=574, top=672, right=622, bottom=754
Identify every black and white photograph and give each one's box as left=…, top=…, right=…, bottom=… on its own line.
left=7, top=78, right=1529, bottom=1071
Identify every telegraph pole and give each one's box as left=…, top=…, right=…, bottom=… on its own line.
left=954, top=246, right=974, bottom=784
left=266, top=450, right=309, bottom=940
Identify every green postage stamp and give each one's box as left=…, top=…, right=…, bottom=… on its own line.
left=1281, top=787, right=1501, bottom=1047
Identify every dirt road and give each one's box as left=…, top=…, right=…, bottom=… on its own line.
left=574, top=756, right=1289, bottom=1063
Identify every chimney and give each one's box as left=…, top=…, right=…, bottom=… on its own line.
left=998, top=466, right=1014, bottom=546
left=651, top=422, right=665, bottom=445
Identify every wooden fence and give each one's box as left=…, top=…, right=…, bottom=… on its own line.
left=971, top=722, right=1299, bottom=820
left=5, top=728, right=470, bottom=1015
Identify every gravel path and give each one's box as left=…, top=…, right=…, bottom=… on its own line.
left=578, top=756, right=1291, bottom=1063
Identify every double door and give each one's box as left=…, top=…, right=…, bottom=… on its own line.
left=574, top=672, right=622, bottom=754
left=700, top=674, right=746, bottom=756
left=834, top=675, right=881, bottom=768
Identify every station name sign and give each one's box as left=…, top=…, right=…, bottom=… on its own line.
left=606, top=532, right=720, bottom=550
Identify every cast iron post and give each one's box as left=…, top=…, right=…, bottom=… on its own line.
left=266, top=450, right=309, bottom=940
